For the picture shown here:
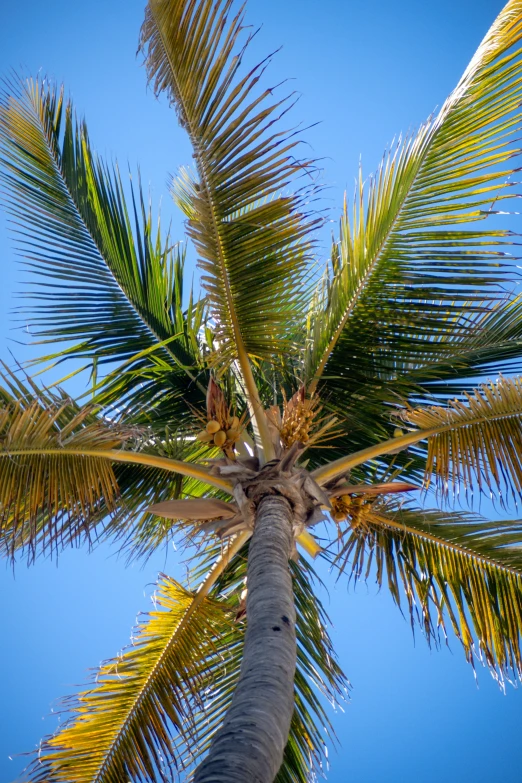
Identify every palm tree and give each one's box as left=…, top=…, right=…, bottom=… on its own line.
left=2, top=0, right=522, bottom=780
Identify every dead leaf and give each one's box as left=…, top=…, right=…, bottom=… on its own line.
left=146, top=498, right=238, bottom=520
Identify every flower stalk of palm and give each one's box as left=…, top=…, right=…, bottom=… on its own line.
left=3, top=0, right=522, bottom=781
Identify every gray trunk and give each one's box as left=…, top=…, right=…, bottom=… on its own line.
left=194, top=494, right=296, bottom=783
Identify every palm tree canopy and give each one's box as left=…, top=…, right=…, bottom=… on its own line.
left=2, top=0, right=522, bottom=781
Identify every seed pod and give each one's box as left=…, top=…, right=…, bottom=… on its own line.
left=206, top=420, right=221, bottom=434
left=228, top=415, right=240, bottom=429
left=214, top=430, right=227, bottom=447
left=333, top=511, right=346, bottom=523
left=197, top=430, right=214, bottom=443
left=226, top=428, right=240, bottom=442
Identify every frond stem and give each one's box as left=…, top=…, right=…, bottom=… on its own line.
left=147, top=7, right=274, bottom=461
left=2, top=448, right=233, bottom=492
left=370, top=511, right=522, bottom=578
left=313, top=403, right=522, bottom=485
left=311, top=427, right=439, bottom=485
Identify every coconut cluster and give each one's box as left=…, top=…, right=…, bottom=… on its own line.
left=193, top=377, right=247, bottom=459
left=331, top=494, right=371, bottom=530
left=196, top=415, right=242, bottom=450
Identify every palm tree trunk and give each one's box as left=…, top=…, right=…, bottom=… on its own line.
left=194, top=494, right=296, bottom=783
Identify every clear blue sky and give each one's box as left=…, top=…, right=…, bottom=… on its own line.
left=2, top=1, right=522, bottom=781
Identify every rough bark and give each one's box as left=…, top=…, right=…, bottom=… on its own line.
left=194, top=494, right=296, bottom=783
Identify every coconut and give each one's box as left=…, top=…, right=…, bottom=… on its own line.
left=197, top=430, right=214, bottom=443
left=213, top=430, right=227, bottom=447
left=206, top=420, right=221, bottom=434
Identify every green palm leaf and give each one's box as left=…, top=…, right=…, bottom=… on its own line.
left=140, top=0, right=321, bottom=458
left=306, top=292, right=522, bottom=479
left=363, top=294, right=522, bottom=417
left=334, top=501, right=522, bottom=684
left=0, top=75, right=202, bottom=392
left=306, top=0, right=522, bottom=402
left=141, top=0, right=319, bottom=367
left=306, top=292, right=522, bottom=472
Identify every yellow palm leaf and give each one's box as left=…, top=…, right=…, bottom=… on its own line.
left=313, top=376, right=522, bottom=498
left=0, top=367, right=233, bottom=560
left=28, top=576, right=239, bottom=783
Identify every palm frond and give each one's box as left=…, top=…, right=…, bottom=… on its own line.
left=25, top=545, right=346, bottom=783
left=27, top=576, right=240, bottom=783
left=141, top=0, right=319, bottom=366
left=312, top=376, right=522, bottom=500
left=0, top=75, right=203, bottom=396
left=333, top=501, right=522, bottom=685
left=381, top=295, right=522, bottom=400
left=305, top=292, right=522, bottom=476
left=141, top=0, right=320, bottom=457
left=0, top=365, right=234, bottom=562
left=0, top=365, right=130, bottom=560
left=401, top=375, right=522, bottom=501
left=306, top=0, right=522, bottom=397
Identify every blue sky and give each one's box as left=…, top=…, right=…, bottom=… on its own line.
left=1, top=1, right=522, bottom=781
